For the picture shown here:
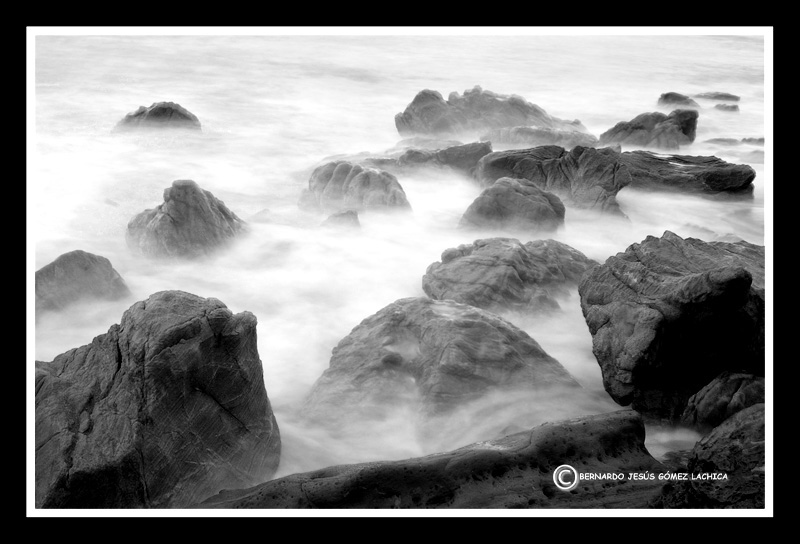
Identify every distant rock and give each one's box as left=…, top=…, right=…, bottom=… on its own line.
left=714, top=104, right=740, bottom=112
left=321, top=209, right=360, bottom=229
left=695, top=92, right=740, bottom=102
left=35, top=290, right=281, bottom=508
left=474, top=146, right=631, bottom=216
left=658, top=92, right=700, bottom=108
left=654, top=404, right=765, bottom=508
left=126, top=180, right=247, bottom=259
left=114, top=102, right=201, bottom=131
left=742, top=137, right=764, bottom=146
left=578, top=231, right=765, bottom=424
left=480, top=126, right=599, bottom=149
left=598, top=110, right=698, bottom=150
left=704, top=138, right=742, bottom=146
left=422, top=238, right=598, bottom=314
left=680, top=372, right=764, bottom=432
left=395, top=86, right=588, bottom=138
left=459, top=178, right=565, bottom=233
left=298, top=161, right=411, bottom=213
left=198, top=410, right=669, bottom=509
left=36, top=250, right=131, bottom=318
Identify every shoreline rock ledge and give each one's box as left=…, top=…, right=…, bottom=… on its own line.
left=35, top=290, right=281, bottom=508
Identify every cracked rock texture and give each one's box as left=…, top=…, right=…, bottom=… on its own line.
left=578, top=231, right=765, bottom=425
left=35, top=250, right=131, bottom=318
left=459, top=178, right=565, bottom=233
left=126, top=180, right=247, bottom=259
left=298, top=161, right=411, bottom=213
left=598, top=109, right=698, bottom=150
left=35, top=290, right=281, bottom=508
left=114, top=102, right=202, bottom=131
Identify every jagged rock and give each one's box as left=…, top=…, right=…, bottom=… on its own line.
left=714, top=104, right=740, bottom=112
left=321, top=210, right=360, bottom=229
left=395, top=86, right=588, bottom=138
left=126, top=180, right=246, bottom=259
left=654, top=404, right=765, bottom=508
left=298, top=161, right=411, bottom=213
left=695, top=92, right=740, bottom=102
left=459, top=178, right=565, bottom=233
left=598, top=110, right=698, bottom=150
left=198, top=410, right=668, bottom=509
left=480, top=126, right=599, bottom=149
left=474, top=146, right=631, bottom=216
left=422, top=238, right=598, bottom=314
left=680, top=372, right=764, bottom=432
left=114, top=102, right=201, bottom=131
left=578, top=231, right=765, bottom=424
left=658, top=93, right=700, bottom=108
left=36, top=250, right=131, bottom=317
left=35, top=290, right=281, bottom=508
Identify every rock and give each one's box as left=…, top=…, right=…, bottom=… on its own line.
left=198, top=410, right=669, bottom=509
left=395, top=86, right=588, bottom=138
left=36, top=250, right=131, bottom=317
left=578, top=231, right=765, bottom=424
left=714, top=104, right=740, bottom=112
left=422, top=238, right=598, bottom=314
left=479, top=126, right=599, bottom=149
left=658, top=92, right=700, bottom=108
left=617, top=151, right=756, bottom=195
left=654, top=404, right=765, bottom=508
left=459, top=178, right=565, bottom=234
left=321, top=210, right=360, bottom=229
left=598, top=110, right=698, bottom=150
left=298, top=161, right=411, bottom=213
left=680, top=372, right=764, bottom=432
left=695, top=92, right=740, bottom=102
left=126, top=180, right=246, bottom=259
left=742, top=138, right=764, bottom=146
left=704, top=138, right=742, bottom=146
left=396, top=141, right=493, bottom=178
left=114, top=102, right=201, bottom=131
left=474, top=146, right=632, bottom=216
left=301, top=297, right=581, bottom=435
left=35, top=290, right=281, bottom=508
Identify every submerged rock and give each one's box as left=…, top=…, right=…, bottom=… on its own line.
left=35, top=290, right=281, bottom=508
left=658, top=93, right=700, bottom=108
left=695, top=92, right=740, bottom=102
left=598, top=110, right=698, bottom=150
left=126, top=180, right=246, bottom=259
left=298, top=161, right=411, bottom=213
left=459, top=178, right=565, bottom=233
left=422, top=238, right=598, bottom=314
left=114, top=102, right=202, bottom=131
left=714, top=104, right=740, bottom=112
left=36, top=250, right=131, bottom=318
left=480, top=126, right=599, bottom=149
left=578, top=231, right=765, bottom=424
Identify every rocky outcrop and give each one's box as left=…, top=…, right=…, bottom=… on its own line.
left=35, top=290, right=281, bottom=508
left=680, top=372, right=764, bottom=432
left=714, top=104, right=739, bottom=112
left=321, top=210, right=360, bottom=229
left=36, top=250, right=131, bottom=317
left=578, top=231, right=765, bottom=424
left=198, top=410, right=668, bottom=509
left=480, top=126, right=599, bottom=149
left=654, top=404, right=765, bottom=508
left=598, top=110, right=698, bottom=150
left=617, top=151, right=756, bottom=195
left=474, top=146, right=631, bottom=216
left=422, top=238, right=598, bottom=314
left=395, top=86, right=588, bottom=138
left=459, top=178, right=565, bottom=233
left=114, top=102, right=202, bottom=131
left=658, top=93, right=700, bottom=108
left=126, top=180, right=247, bottom=259
left=695, top=92, right=740, bottom=102
left=298, top=161, right=411, bottom=213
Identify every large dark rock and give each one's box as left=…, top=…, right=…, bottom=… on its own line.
left=126, top=180, right=247, bottom=259
left=654, top=404, right=765, bottom=508
left=422, top=238, right=598, bottom=314
left=598, top=110, right=698, bottom=150
left=459, top=178, right=565, bottom=233
left=474, top=146, right=631, bottom=216
left=480, top=126, right=599, bottom=149
left=114, top=102, right=201, bottom=131
left=301, top=297, right=580, bottom=437
left=695, top=92, right=740, bottom=102
left=680, top=372, right=764, bottom=432
left=298, top=161, right=411, bottom=213
left=36, top=250, right=131, bottom=318
left=578, top=231, right=765, bottom=424
left=617, top=151, right=756, bottom=195
left=658, top=93, right=700, bottom=108
left=35, top=290, right=281, bottom=508
left=198, top=410, right=669, bottom=509
left=395, top=86, right=588, bottom=138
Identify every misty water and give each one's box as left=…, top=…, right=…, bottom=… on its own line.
left=30, top=32, right=768, bottom=481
